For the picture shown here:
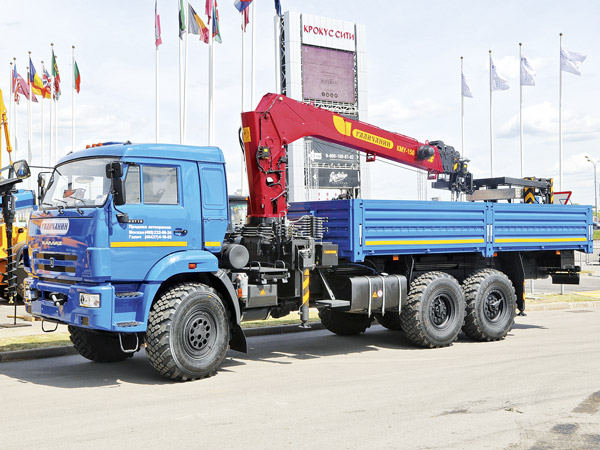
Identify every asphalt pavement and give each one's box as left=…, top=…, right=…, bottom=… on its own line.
left=1, top=308, right=599, bottom=450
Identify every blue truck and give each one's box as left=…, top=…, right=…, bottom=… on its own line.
left=22, top=95, right=593, bottom=381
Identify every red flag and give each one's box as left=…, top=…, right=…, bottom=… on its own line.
left=155, top=0, right=162, bottom=47
left=242, top=7, right=249, bottom=32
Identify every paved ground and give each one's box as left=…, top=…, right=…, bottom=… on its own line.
left=1, top=308, right=599, bottom=450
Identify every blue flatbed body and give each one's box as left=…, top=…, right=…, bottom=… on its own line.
left=289, top=199, right=593, bottom=262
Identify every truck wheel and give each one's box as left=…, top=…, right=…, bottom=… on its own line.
left=375, top=313, right=402, bottom=331
left=68, top=326, right=135, bottom=363
left=462, top=269, right=516, bottom=341
left=400, top=272, right=465, bottom=348
left=145, top=283, right=230, bottom=381
left=319, top=309, right=372, bottom=336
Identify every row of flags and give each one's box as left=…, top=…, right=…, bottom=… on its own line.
left=10, top=50, right=81, bottom=106
left=461, top=43, right=587, bottom=97
left=154, top=0, right=284, bottom=48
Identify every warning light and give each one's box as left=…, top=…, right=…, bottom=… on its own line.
left=188, top=263, right=197, bottom=269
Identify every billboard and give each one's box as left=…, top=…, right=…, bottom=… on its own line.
left=310, top=167, right=360, bottom=188
left=307, top=139, right=359, bottom=165
left=302, top=45, right=355, bottom=103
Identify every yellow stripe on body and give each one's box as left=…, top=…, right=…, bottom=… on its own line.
left=365, top=238, right=485, bottom=246
left=495, top=237, right=586, bottom=243
left=205, top=241, right=222, bottom=247
left=111, top=241, right=188, bottom=248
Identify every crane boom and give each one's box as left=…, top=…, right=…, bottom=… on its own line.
left=241, top=93, right=471, bottom=219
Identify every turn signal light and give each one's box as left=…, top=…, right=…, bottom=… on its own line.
left=188, top=263, right=197, bottom=269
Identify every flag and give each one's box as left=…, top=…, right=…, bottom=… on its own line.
left=490, top=57, right=509, bottom=91
left=29, top=57, right=48, bottom=98
left=188, top=3, right=210, bottom=43
left=74, top=60, right=81, bottom=93
left=14, top=72, right=36, bottom=104
left=52, top=49, right=61, bottom=100
left=155, top=0, right=162, bottom=47
left=242, top=7, right=249, bottom=31
left=206, top=0, right=222, bottom=43
left=520, top=55, right=536, bottom=86
left=234, top=0, right=252, bottom=12
left=274, top=0, right=282, bottom=17
left=42, top=65, right=52, bottom=98
left=179, top=0, right=186, bottom=39
left=560, top=45, right=586, bottom=76
left=461, top=73, right=473, bottom=98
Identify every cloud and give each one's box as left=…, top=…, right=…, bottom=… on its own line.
left=369, top=98, right=450, bottom=125
left=497, top=101, right=600, bottom=141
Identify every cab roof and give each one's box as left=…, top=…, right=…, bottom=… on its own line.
left=58, top=142, right=226, bottom=165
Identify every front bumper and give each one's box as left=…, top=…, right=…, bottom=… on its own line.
left=25, top=277, right=148, bottom=333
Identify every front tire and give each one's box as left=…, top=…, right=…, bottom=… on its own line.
left=401, top=272, right=465, bottom=348
left=462, top=269, right=516, bottom=341
left=319, top=309, right=372, bottom=336
left=68, top=326, right=135, bottom=363
left=145, top=283, right=230, bottom=381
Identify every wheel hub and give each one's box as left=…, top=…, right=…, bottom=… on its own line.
left=430, top=294, right=451, bottom=328
left=484, top=289, right=505, bottom=322
left=183, top=310, right=216, bottom=357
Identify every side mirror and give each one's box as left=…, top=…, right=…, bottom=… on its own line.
left=112, top=178, right=126, bottom=206
left=37, top=172, right=51, bottom=204
left=105, top=161, right=123, bottom=179
left=13, top=160, right=31, bottom=180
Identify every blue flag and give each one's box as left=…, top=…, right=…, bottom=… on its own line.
left=274, top=0, right=282, bottom=17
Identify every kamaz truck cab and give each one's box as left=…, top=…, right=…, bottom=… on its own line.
left=25, top=143, right=247, bottom=379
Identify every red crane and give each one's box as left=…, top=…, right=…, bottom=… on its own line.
left=241, top=93, right=471, bottom=219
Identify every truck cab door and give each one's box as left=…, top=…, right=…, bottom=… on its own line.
left=110, top=161, right=201, bottom=282
left=199, top=164, right=228, bottom=253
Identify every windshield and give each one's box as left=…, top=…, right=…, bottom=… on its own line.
left=42, top=158, right=117, bottom=209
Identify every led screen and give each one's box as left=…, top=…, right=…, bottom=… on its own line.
left=302, top=45, right=355, bottom=103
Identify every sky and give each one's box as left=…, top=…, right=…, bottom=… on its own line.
left=1, top=0, right=599, bottom=206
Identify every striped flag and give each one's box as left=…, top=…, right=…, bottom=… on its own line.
left=74, top=60, right=81, bottom=93
left=188, top=3, right=210, bottom=44
left=234, top=0, right=252, bottom=12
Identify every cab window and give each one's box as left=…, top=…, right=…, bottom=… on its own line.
left=124, top=165, right=141, bottom=204
left=142, top=166, right=179, bottom=205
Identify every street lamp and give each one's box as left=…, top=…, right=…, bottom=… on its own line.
left=585, top=155, right=599, bottom=222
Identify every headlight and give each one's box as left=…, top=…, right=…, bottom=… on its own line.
left=79, top=293, right=100, bottom=308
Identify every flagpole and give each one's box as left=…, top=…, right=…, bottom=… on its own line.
left=54, top=51, right=58, bottom=165
left=208, top=0, right=215, bottom=146
left=27, top=52, right=32, bottom=166
left=489, top=50, right=493, bottom=178
left=179, top=13, right=183, bottom=144
left=250, top=1, right=256, bottom=108
left=183, top=0, right=189, bottom=144
left=241, top=10, right=247, bottom=195
left=274, top=14, right=281, bottom=93
left=461, top=56, right=464, bottom=157
left=49, top=47, right=54, bottom=167
left=13, top=57, right=18, bottom=160
left=558, top=33, right=563, bottom=191
left=41, top=60, right=45, bottom=168
left=72, top=46, right=75, bottom=152
left=519, top=43, right=524, bottom=179
left=155, top=0, right=160, bottom=143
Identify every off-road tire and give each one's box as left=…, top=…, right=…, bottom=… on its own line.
left=319, top=309, right=372, bottom=336
left=400, top=272, right=465, bottom=348
left=375, top=313, right=402, bottom=331
left=145, top=283, right=230, bottom=381
left=68, top=326, right=135, bottom=363
left=462, top=269, right=516, bottom=341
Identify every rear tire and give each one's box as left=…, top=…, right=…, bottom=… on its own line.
left=319, top=309, right=372, bottom=336
left=462, top=269, right=516, bottom=341
left=68, top=326, right=135, bottom=363
left=375, top=313, right=402, bottom=331
left=145, top=283, right=230, bottom=381
left=400, top=272, right=465, bottom=348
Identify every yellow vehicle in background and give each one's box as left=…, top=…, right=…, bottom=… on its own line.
left=0, top=88, right=35, bottom=301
